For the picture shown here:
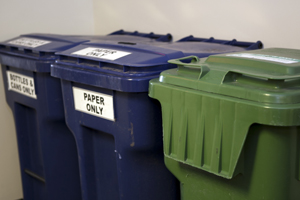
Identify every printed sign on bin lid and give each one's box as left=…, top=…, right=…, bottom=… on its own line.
left=71, top=47, right=132, bottom=61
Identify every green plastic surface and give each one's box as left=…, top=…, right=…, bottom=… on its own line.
left=149, top=48, right=300, bottom=199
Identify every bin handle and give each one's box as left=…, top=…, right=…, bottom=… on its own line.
left=221, top=70, right=289, bottom=85
left=168, top=56, right=200, bottom=67
left=168, top=56, right=210, bottom=79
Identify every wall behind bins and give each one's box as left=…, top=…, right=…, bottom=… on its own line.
left=0, top=1, right=94, bottom=199
left=93, top=0, right=300, bottom=49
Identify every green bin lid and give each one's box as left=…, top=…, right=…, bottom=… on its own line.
left=160, top=48, right=300, bottom=104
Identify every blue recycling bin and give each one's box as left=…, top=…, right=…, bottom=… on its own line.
left=51, top=38, right=262, bottom=200
left=0, top=30, right=172, bottom=200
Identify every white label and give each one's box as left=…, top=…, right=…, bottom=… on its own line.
left=72, top=47, right=131, bottom=60
left=73, top=87, right=115, bottom=121
left=7, top=71, right=37, bottom=99
left=8, top=37, right=51, bottom=48
left=226, top=53, right=300, bottom=64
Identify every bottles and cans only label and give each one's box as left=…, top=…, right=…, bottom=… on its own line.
left=7, top=71, right=37, bottom=99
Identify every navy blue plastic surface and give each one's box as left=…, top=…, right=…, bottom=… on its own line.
left=0, top=31, right=174, bottom=200
left=51, top=38, right=262, bottom=200
left=108, top=29, right=172, bottom=42
left=0, top=31, right=172, bottom=62
left=0, top=34, right=86, bottom=200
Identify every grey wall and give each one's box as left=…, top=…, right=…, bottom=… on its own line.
left=93, top=0, right=300, bottom=48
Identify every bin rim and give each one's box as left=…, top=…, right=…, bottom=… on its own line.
left=158, top=48, right=300, bottom=104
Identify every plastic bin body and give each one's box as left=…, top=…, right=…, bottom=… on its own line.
left=149, top=48, right=300, bottom=200
left=51, top=39, right=262, bottom=200
left=0, top=35, right=90, bottom=200
left=0, top=30, right=172, bottom=200
left=59, top=82, right=176, bottom=200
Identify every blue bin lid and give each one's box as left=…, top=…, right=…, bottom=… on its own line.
left=0, top=30, right=172, bottom=60
left=0, top=34, right=90, bottom=61
left=51, top=38, right=263, bottom=92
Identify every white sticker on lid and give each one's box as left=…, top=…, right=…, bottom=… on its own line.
left=7, top=71, right=37, bottom=99
left=73, top=87, right=115, bottom=121
left=226, top=53, right=300, bottom=64
left=72, top=47, right=131, bottom=60
left=8, top=37, right=51, bottom=48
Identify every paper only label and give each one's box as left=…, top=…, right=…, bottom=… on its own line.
left=226, top=53, right=300, bottom=64
left=8, top=37, right=51, bottom=48
left=72, top=47, right=131, bottom=60
left=7, top=71, right=37, bottom=99
left=73, top=87, right=115, bottom=121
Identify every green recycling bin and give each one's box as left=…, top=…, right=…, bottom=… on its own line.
left=149, top=48, right=300, bottom=200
